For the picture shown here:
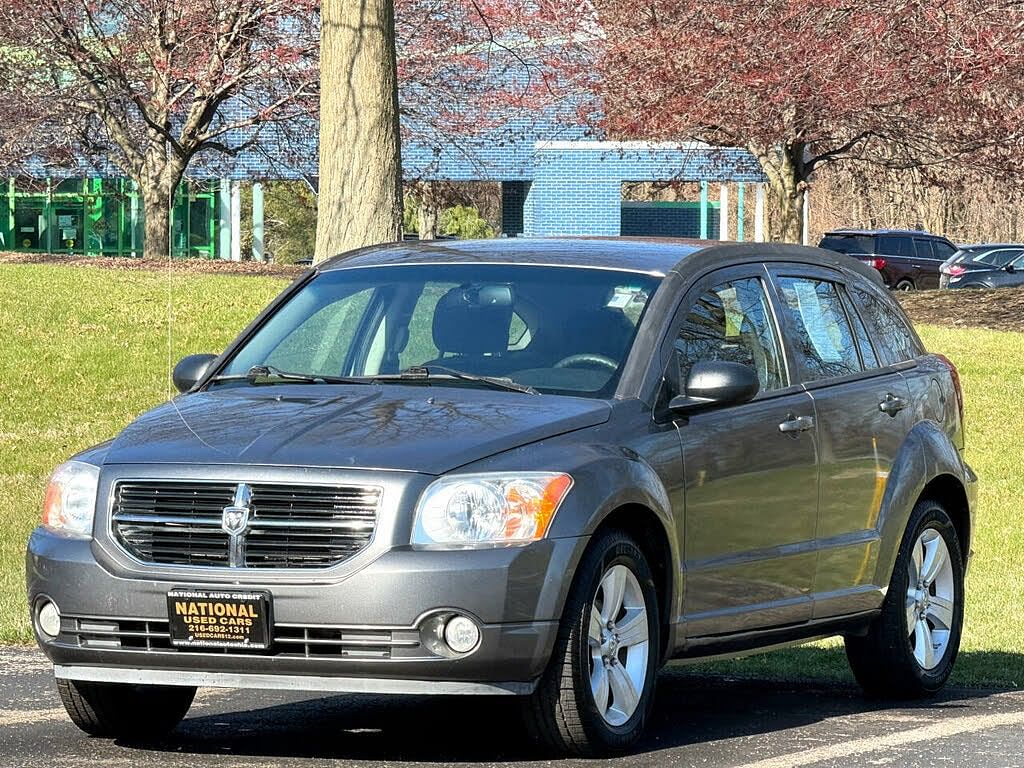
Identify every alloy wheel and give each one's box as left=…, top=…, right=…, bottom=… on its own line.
left=588, top=564, right=650, bottom=726
left=906, top=527, right=956, bottom=670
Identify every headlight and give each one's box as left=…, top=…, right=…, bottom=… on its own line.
left=42, top=461, right=100, bottom=537
left=412, top=472, right=573, bottom=546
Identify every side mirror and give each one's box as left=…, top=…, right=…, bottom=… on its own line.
left=669, top=361, right=760, bottom=413
left=1005, top=263, right=1016, bottom=274
left=172, top=353, right=218, bottom=394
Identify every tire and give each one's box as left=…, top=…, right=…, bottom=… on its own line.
left=894, top=279, right=916, bottom=291
left=524, top=529, right=660, bottom=756
left=845, top=499, right=964, bottom=698
left=56, top=678, right=196, bottom=738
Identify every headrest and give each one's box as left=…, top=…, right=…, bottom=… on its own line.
left=432, top=284, right=514, bottom=355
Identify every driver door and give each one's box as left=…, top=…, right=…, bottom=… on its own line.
left=671, top=266, right=820, bottom=638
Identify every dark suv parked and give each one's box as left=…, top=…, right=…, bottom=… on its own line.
left=27, top=239, right=976, bottom=756
left=941, top=244, right=1024, bottom=289
left=819, top=229, right=958, bottom=290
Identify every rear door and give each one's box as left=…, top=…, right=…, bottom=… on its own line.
left=911, top=239, right=942, bottom=289
left=877, top=235, right=916, bottom=288
left=671, top=266, right=819, bottom=637
left=768, top=267, right=914, bottom=620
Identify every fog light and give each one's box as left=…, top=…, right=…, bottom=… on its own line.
left=37, top=600, right=61, bottom=639
left=443, top=615, right=480, bottom=654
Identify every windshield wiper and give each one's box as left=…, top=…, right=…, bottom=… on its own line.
left=207, top=365, right=373, bottom=386
left=396, top=365, right=539, bottom=395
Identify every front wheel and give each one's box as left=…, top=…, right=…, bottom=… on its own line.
left=57, top=678, right=196, bottom=738
left=845, top=499, right=964, bottom=698
left=524, top=529, right=660, bottom=756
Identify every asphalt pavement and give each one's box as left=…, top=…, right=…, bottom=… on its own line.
left=2, top=647, right=1023, bottom=767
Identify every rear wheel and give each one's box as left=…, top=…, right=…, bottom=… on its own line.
left=525, top=529, right=659, bottom=756
left=57, top=678, right=196, bottom=738
left=894, top=279, right=916, bottom=291
left=845, top=499, right=964, bottom=698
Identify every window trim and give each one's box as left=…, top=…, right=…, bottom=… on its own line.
left=768, top=270, right=865, bottom=386
left=845, top=276, right=925, bottom=367
left=660, top=264, right=799, bottom=403
left=838, top=285, right=881, bottom=371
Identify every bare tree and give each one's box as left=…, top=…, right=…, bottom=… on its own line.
left=0, top=0, right=318, bottom=259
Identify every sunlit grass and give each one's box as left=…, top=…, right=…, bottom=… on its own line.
left=0, top=264, right=288, bottom=642
left=1, top=267, right=1021, bottom=689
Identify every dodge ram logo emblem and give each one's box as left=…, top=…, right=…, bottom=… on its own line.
left=222, top=483, right=253, bottom=567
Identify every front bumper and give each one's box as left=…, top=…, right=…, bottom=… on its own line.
left=27, top=528, right=589, bottom=693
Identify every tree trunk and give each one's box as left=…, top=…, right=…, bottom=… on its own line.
left=141, top=185, right=173, bottom=260
left=750, top=142, right=806, bottom=244
left=137, top=159, right=185, bottom=260
left=314, top=0, right=403, bottom=263
left=417, top=182, right=441, bottom=240
left=767, top=179, right=804, bottom=243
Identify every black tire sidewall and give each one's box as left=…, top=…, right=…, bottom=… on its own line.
left=893, top=503, right=965, bottom=692
left=570, top=534, right=660, bottom=748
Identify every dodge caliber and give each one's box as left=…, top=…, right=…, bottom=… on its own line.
left=27, top=239, right=977, bottom=755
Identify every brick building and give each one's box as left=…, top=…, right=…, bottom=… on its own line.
left=2, top=112, right=772, bottom=259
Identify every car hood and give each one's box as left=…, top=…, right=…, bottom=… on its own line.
left=102, top=384, right=611, bottom=475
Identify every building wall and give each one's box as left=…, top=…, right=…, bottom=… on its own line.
left=620, top=201, right=720, bottom=239
left=520, top=142, right=761, bottom=238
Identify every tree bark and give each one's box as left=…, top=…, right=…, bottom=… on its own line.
left=314, top=0, right=403, bottom=263
left=141, top=187, right=173, bottom=260
left=750, top=142, right=806, bottom=244
left=137, top=156, right=185, bottom=260
left=417, top=182, right=441, bottom=240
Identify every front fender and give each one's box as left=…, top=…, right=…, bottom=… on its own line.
left=874, top=419, right=972, bottom=588
left=457, top=439, right=681, bottom=630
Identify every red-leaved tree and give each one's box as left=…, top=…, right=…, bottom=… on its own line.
left=395, top=0, right=598, bottom=238
left=598, top=0, right=1024, bottom=241
left=0, top=0, right=318, bottom=259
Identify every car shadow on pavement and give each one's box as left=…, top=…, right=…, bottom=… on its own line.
left=120, top=649, right=1020, bottom=764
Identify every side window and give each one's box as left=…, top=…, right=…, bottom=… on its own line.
left=675, top=277, right=787, bottom=392
left=848, top=283, right=922, bottom=364
left=841, top=289, right=879, bottom=369
left=913, top=239, right=936, bottom=259
left=775, top=277, right=862, bottom=381
left=881, top=236, right=914, bottom=257
left=933, top=240, right=957, bottom=260
left=265, top=288, right=373, bottom=375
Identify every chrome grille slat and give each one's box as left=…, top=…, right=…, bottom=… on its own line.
left=64, top=615, right=411, bottom=658
left=111, top=481, right=380, bottom=569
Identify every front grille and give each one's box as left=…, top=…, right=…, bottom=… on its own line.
left=62, top=616, right=420, bottom=659
left=112, top=481, right=381, bottom=569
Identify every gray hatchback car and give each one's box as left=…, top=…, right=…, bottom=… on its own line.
left=27, top=239, right=976, bottom=755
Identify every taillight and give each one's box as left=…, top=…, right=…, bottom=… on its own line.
left=948, top=265, right=966, bottom=276
left=935, top=353, right=965, bottom=431
left=864, top=257, right=887, bottom=270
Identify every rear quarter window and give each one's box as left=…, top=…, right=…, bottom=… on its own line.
left=847, top=281, right=923, bottom=365
left=819, top=235, right=875, bottom=254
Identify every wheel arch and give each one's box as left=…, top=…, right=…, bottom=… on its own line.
left=875, top=420, right=974, bottom=587
left=590, top=503, right=675, bottom=663
left=919, top=473, right=971, bottom=568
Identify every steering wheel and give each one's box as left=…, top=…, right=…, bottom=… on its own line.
left=553, top=353, right=618, bottom=372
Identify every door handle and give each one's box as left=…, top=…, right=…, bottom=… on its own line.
left=779, top=414, right=815, bottom=435
left=879, top=393, right=907, bottom=416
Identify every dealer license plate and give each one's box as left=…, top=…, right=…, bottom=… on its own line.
left=167, top=588, right=271, bottom=650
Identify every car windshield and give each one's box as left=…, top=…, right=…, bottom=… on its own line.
left=217, top=264, right=660, bottom=397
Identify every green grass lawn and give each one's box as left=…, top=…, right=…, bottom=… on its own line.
left=1, top=264, right=1021, bottom=689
